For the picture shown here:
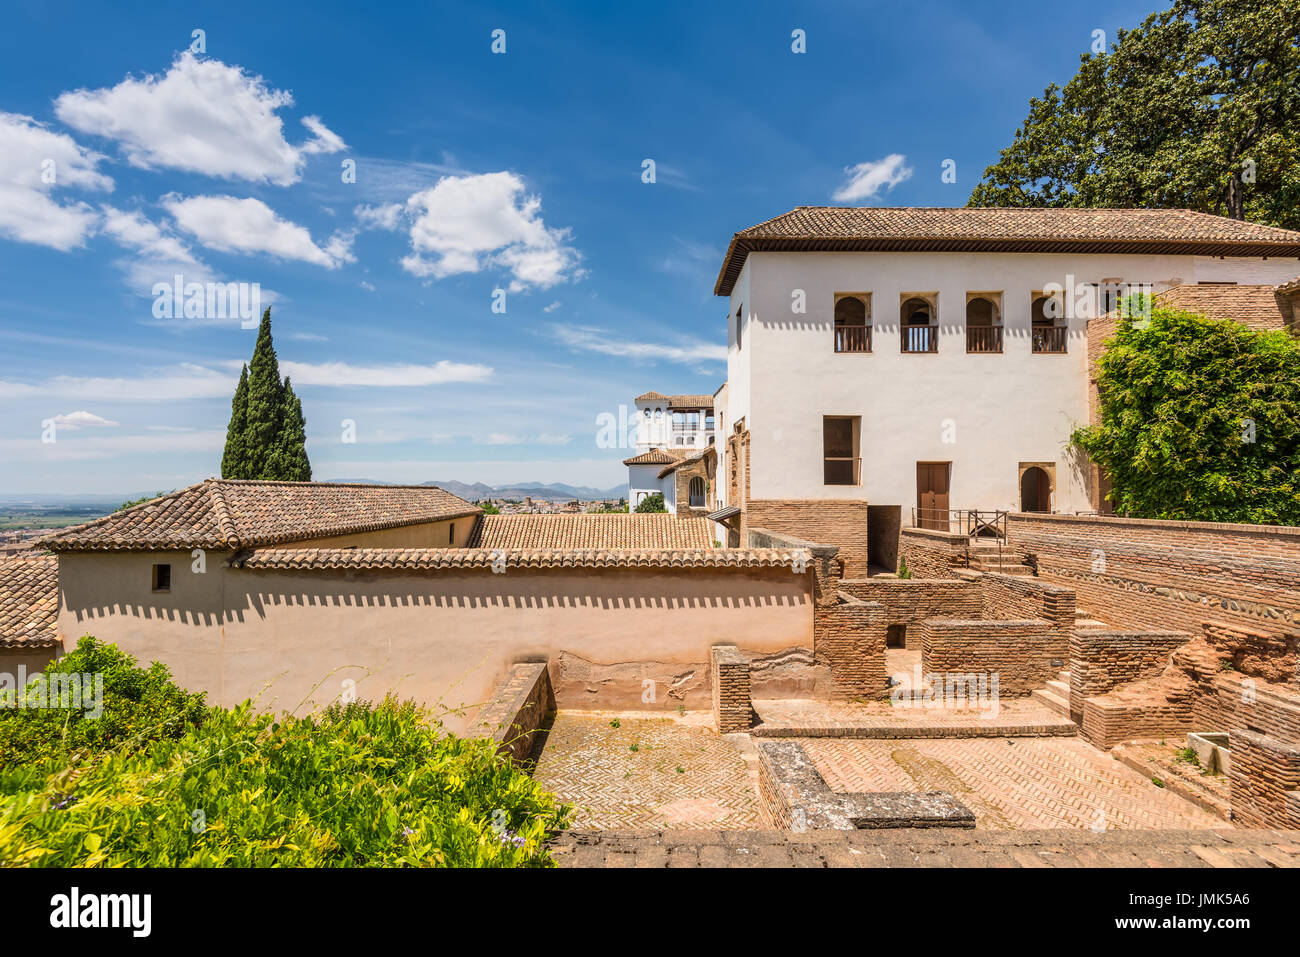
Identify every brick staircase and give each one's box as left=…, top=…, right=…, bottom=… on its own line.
left=1031, top=669, right=1072, bottom=718
left=1030, top=609, right=1110, bottom=718
left=967, top=540, right=1034, bottom=576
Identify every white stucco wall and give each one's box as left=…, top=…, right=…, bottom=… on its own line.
left=628, top=464, right=663, bottom=508
left=725, top=249, right=1300, bottom=516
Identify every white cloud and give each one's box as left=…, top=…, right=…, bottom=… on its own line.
left=100, top=206, right=196, bottom=263
left=55, top=52, right=345, bottom=186
left=49, top=410, right=119, bottom=430
left=0, top=112, right=112, bottom=250
left=0, top=428, right=225, bottom=462
left=164, top=194, right=353, bottom=268
left=552, top=325, right=726, bottom=364
left=279, top=359, right=493, bottom=387
left=832, top=154, right=913, bottom=202
left=366, top=172, right=582, bottom=291
left=543, top=301, right=561, bottom=313
left=0, top=364, right=236, bottom=402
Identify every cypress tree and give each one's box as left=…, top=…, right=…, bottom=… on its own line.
left=221, top=364, right=250, bottom=479
left=243, top=308, right=286, bottom=478
left=220, top=307, right=312, bottom=480
left=273, top=378, right=312, bottom=481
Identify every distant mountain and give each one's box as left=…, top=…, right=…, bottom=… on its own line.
left=325, top=478, right=628, bottom=502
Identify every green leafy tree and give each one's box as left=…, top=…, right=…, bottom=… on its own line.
left=634, top=493, right=666, bottom=513
left=221, top=308, right=312, bottom=480
left=970, top=0, right=1300, bottom=228
left=220, top=364, right=250, bottom=479
left=1071, top=307, right=1300, bottom=523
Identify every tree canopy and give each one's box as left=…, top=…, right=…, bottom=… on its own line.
left=220, top=309, right=312, bottom=481
left=1071, top=306, right=1300, bottom=524
left=969, top=0, right=1300, bottom=228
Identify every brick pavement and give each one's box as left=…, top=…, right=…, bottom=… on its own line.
left=531, top=712, right=761, bottom=829
left=549, top=828, right=1300, bottom=867
left=802, top=738, right=1224, bottom=830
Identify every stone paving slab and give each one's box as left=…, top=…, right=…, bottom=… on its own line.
left=549, top=828, right=1300, bottom=867
left=751, top=697, right=1076, bottom=738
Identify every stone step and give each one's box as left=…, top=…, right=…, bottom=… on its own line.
left=1057, top=670, right=1071, bottom=684
left=1044, top=679, right=1069, bottom=697
left=1031, top=687, right=1071, bottom=718
left=1075, top=619, right=1108, bottom=629
left=977, top=563, right=1034, bottom=576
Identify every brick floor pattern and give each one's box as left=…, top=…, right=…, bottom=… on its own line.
left=803, top=738, right=1224, bottom=830
left=532, top=715, right=762, bottom=830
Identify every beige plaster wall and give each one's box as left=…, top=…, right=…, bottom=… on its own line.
left=292, top=516, right=478, bottom=548
left=57, top=553, right=813, bottom=734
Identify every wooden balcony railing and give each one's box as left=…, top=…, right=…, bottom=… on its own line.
left=966, top=325, right=1003, bottom=353
left=901, top=325, right=938, bottom=353
left=1032, top=326, right=1068, bottom=354
left=823, top=457, right=861, bottom=486
left=834, top=325, right=871, bottom=353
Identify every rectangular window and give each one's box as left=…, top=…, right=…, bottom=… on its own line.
left=448, top=523, right=456, bottom=545
left=735, top=305, right=743, bottom=350
left=152, top=563, right=171, bottom=592
left=823, top=416, right=861, bottom=485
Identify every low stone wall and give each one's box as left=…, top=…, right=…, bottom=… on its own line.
left=710, top=644, right=753, bottom=733
left=1229, top=731, right=1300, bottom=829
left=981, top=573, right=1076, bottom=633
left=1069, top=630, right=1191, bottom=724
left=920, top=619, right=1066, bottom=696
left=899, top=527, right=969, bottom=579
left=477, top=662, right=555, bottom=766
left=839, top=578, right=982, bottom=647
left=757, top=740, right=974, bottom=831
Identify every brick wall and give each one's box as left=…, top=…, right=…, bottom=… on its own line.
left=814, top=593, right=888, bottom=699
left=1069, top=630, right=1191, bottom=724
left=839, top=578, right=982, bottom=647
left=711, top=644, right=753, bottom=733
left=919, top=619, right=1066, bottom=696
left=980, top=573, right=1076, bottom=633
left=899, top=527, right=970, bottom=579
left=1229, top=731, right=1300, bottom=829
left=477, top=662, right=555, bottom=766
left=1007, top=512, right=1300, bottom=639
left=747, top=500, right=870, bottom=577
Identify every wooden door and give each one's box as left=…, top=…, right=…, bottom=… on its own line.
left=916, top=462, right=950, bottom=530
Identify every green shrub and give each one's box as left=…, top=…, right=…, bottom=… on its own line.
left=634, top=492, right=666, bottom=513
left=1072, top=307, right=1300, bottom=524
left=0, top=697, right=569, bottom=867
left=897, top=557, right=912, bottom=579
left=0, top=637, right=207, bottom=792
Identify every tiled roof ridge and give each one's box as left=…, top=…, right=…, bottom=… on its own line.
left=230, top=545, right=809, bottom=571
left=212, top=478, right=458, bottom=491
left=205, top=479, right=241, bottom=547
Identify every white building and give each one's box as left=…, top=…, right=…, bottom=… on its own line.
left=708, top=206, right=1300, bottom=571
left=632, top=391, right=716, bottom=453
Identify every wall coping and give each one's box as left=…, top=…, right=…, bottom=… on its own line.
left=900, top=526, right=969, bottom=544
left=747, top=526, right=841, bottom=558
left=1009, top=511, right=1300, bottom=541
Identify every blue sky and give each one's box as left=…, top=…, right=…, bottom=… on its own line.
left=0, top=0, right=1156, bottom=497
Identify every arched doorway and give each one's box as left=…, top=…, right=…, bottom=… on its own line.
left=1020, top=466, right=1052, bottom=513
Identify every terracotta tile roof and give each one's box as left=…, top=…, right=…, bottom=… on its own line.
left=634, top=392, right=715, bottom=410
left=714, top=207, right=1300, bottom=295
left=1274, top=276, right=1300, bottom=296
left=1154, top=284, right=1293, bottom=332
left=467, top=513, right=715, bottom=549
left=622, top=448, right=684, bottom=466
left=40, top=480, right=481, bottom=552
left=0, top=555, right=58, bottom=648
left=230, top=546, right=806, bottom=571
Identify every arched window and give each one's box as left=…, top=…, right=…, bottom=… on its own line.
left=688, top=476, right=706, bottom=507
left=833, top=295, right=870, bottom=353
left=1032, top=294, right=1067, bottom=353
left=654, top=407, right=663, bottom=418
left=643, top=408, right=651, bottom=418
left=900, top=296, right=936, bottom=353
left=966, top=296, right=1001, bottom=353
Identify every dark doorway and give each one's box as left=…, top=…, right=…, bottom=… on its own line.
left=1020, top=466, right=1052, bottom=512
left=868, top=504, right=901, bottom=574
left=886, top=624, right=907, bottom=649
left=916, top=462, right=950, bottom=530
